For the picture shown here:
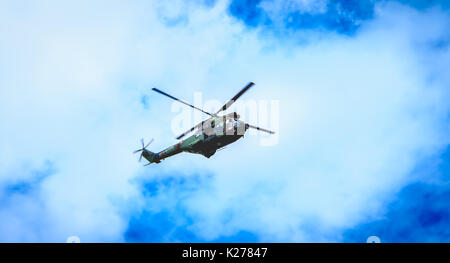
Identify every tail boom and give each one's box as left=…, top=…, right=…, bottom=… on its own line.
left=142, top=142, right=183, bottom=164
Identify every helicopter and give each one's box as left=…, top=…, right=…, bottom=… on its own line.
left=134, top=82, right=275, bottom=165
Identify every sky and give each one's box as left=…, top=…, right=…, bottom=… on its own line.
left=0, top=0, right=449, bottom=242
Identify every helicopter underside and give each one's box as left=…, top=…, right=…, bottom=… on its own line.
left=187, top=133, right=244, bottom=158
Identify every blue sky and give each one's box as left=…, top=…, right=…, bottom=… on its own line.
left=1, top=0, right=450, bottom=242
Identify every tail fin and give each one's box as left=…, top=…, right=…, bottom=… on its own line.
left=142, top=149, right=160, bottom=164
left=134, top=138, right=160, bottom=165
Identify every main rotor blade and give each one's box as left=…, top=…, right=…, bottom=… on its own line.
left=176, top=128, right=194, bottom=140
left=246, top=123, right=275, bottom=134
left=152, top=87, right=215, bottom=117
left=175, top=120, right=206, bottom=140
left=215, top=82, right=254, bottom=115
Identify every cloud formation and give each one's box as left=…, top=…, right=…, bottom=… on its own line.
left=0, top=0, right=449, bottom=242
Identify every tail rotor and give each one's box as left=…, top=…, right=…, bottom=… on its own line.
left=133, top=138, right=154, bottom=162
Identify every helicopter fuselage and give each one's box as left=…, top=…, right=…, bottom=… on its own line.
left=142, top=114, right=248, bottom=163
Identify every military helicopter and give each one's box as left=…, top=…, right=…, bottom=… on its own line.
left=134, top=82, right=275, bottom=165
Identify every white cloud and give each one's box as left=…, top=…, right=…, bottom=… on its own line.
left=0, top=0, right=449, bottom=242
